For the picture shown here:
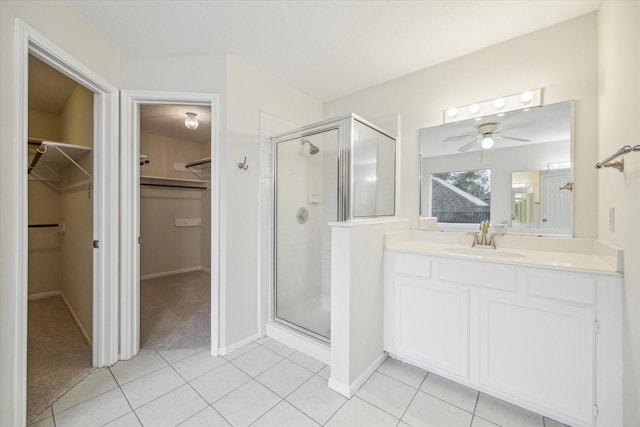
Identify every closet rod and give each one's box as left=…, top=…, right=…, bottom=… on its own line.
left=28, top=223, right=60, bottom=228
left=141, top=183, right=207, bottom=190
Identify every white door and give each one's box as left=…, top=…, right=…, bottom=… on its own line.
left=479, top=293, right=595, bottom=425
left=539, top=169, right=572, bottom=234
left=394, top=275, right=470, bottom=378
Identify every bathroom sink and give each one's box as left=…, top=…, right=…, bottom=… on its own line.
left=445, top=247, right=525, bottom=259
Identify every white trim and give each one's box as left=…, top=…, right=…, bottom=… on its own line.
left=140, top=266, right=202, bottom=281
left=60, top=293, right=93, bottom=347
left=28, top=291, right=62, bottom=301
left=328, top=352, right=387, bottom=398
left=266, top=322, right=330, bottom=364
left=327, top=378, right=351, bottom=398
left=218, top=333, right=260, bottom=356
left=119, top=90, right=221, bottom=360
left=4, top=18, right=119, bottom=427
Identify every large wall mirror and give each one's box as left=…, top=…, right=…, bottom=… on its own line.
left=419, top=101, right=573, bottom=236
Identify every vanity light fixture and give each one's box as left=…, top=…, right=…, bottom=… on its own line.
left=443, top=89, right=542, bottom=124
left=184, top=112, right=199, bottom=130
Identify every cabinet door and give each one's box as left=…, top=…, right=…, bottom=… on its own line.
left=479, top=294, right=595, bottom=425
left=395, top=275, right=470, bottom=378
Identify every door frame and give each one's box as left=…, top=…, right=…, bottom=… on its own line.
left=6, top=18, right=120, bottom=424
left=120, top=90, right=221, bottom=359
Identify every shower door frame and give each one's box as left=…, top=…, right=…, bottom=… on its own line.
left=271, top=118, right=351, bottom=343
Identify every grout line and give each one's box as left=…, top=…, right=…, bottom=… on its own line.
left=104, top=367, right=143, bottom=427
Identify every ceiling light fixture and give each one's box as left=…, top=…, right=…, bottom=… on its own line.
left=184, top=112, right=199, bottom=130
left=481, top=136, right=495, bottom=149
left=443, top=89, right=542, bottom=124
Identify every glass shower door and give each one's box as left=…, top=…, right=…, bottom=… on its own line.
left=274, top=129, right=338, bottom=341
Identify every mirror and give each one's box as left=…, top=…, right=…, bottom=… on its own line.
left=420, top=101, right=573, bottom=236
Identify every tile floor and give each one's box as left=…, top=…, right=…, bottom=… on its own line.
left=30, top=337, right=568, bottom=427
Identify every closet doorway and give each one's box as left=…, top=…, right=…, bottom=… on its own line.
left=26, top=55, right=94, bottom=421
left=120, top=91, right=220, bottom=359
left=139, top=104, right=212, bottom=350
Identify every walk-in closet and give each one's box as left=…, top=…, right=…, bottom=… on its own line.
left=26, top=55, right=94, bottom=421
left=138, top=104, right=212, bottom=350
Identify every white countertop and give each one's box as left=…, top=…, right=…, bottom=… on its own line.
left=385, top=238, right=622, bottom=276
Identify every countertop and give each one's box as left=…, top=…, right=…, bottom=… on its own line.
left=385, top=233, right=623, bottom=276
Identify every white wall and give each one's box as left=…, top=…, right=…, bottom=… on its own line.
left=139, top=132, right=207, bottom=277
left=0, top=1, right=120, bottom=425
left=324, top=13, right=598, bottom=238
left=224, top=56, right=323, bottom=348
left=598, top=3, right=640, bottom=426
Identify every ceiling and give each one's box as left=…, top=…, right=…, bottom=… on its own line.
left=28, top=55, right=78, bottom=113
left=140, top=104, right=211, bottom=143
left=70, top=0, right=600, bottom=102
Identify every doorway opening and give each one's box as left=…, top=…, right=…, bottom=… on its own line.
left=119, top=91, right=220, bottom=360
left=138, top=104, right=212, bottom=350
left=26, top=54, right=95, bottom=422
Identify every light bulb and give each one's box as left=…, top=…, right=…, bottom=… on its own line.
left=481, top=136, right=494, bottom=149
left=447, top=107, right=458, bottom=118
left=493, top=98, right=505, bottom=109
left=469, top=104, right=480, bottom=114
left=520, top=91, right=533, bottom=105
left=185, top=112, right=199, bottom=130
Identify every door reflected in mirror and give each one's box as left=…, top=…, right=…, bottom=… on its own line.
left=419, top=101, right=573, bottom=236
left=511, top=169, right=572, bottom=235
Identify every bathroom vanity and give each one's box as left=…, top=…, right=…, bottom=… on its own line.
left=383, top=231, right=623, bottom=427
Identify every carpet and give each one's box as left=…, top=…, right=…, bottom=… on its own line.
left=27, top=296, right=93, bottom=424
left=140, top=270, right=211, bottom=350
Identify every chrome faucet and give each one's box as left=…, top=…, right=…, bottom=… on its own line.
left=472, top=220, right=496, bottom=248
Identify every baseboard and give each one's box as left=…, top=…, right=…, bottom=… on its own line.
left=329, top=351, right=387, bottom=398
left=201, top=266, right=211, bottom=274
left=140, top=266, right=202, bottom=280
left=28, top=290, right=62, bottom=300
left=219, top=333, right=259, bottom=356
left=59, top=292, right=92, bottom=347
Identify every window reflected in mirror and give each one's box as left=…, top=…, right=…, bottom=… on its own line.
left=431, top=169, right=491, bottom=224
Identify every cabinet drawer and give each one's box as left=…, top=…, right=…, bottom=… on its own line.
left=525, top=271, right=596, bottom=305
left=439, top=260, right=517, bottom=292
left=395, top=254, right=432, bottom=278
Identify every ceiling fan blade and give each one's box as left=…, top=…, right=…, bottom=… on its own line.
left=458, top=138, right=480, bottom=152
left=444, top=134, right=475, bottom=142
left=498, top=135, right=531, bottom=142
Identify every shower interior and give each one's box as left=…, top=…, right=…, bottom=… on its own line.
left=272, top=115, right=396, bottom=344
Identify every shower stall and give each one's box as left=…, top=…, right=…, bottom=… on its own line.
left=271, top=114, right=396, bottom=344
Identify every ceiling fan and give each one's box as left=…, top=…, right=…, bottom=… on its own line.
left=444, top=123, right=530, bottom=152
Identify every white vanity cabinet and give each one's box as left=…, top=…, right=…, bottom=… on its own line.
left=383, top=250, right=623, bottom=427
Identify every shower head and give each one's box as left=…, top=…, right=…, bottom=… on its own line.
left=301, top=139, right=320, bottom=155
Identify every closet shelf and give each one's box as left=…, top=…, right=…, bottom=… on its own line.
left=28, top=140, right=92, bottom=184
left=140, top=175, right=208, bottom=189
left=185, top=157, right=211, bottom=168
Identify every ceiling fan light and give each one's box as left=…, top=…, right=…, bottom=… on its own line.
left=185, top=112, right=199, bottom=130
left=481, top=136, right=494, bottom=149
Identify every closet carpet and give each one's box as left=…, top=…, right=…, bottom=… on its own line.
left=140, top=270, right=211, bottom=350
left=27, top=296, right=93, bottom=423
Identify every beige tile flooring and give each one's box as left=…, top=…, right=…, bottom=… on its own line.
left=30, top=337, right=568, bottom=427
